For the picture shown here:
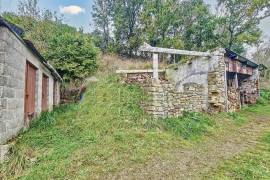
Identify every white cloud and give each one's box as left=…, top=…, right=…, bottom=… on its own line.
left=59, top=5, right=85, bottom=15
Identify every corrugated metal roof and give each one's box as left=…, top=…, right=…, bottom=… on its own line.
left=225, top=48, right=259, bottom=68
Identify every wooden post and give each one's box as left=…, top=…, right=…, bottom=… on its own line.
left=234, top=73, right=239, bottom=89
left=153, top=53, right=159, bottom=81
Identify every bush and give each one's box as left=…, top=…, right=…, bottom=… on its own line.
left=45, top=33, right=99, bottom=82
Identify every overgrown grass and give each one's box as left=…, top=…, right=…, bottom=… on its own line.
left=205, top=131, right=270, bottom=180
left=1, top=75, right=269, bottom=179
left=0, top=75, right=215, bottom=179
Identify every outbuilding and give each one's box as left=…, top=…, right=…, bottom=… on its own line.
left=0, top=17, right=62, bottom=144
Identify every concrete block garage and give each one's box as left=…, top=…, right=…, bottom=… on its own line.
left=0, top=17, right=62, bottom=144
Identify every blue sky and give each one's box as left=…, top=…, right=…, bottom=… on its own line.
left=0, top=0, right=94, bottom=31
left=0, top=0, right=270, bottom=36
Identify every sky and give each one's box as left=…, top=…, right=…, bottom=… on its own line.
left=0, top=0, right=270, bottom=36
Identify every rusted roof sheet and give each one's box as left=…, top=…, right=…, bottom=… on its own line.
left=225, top=48, right=258, bottom=68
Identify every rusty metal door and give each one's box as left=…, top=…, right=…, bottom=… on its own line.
left=42, top=74, right=49, bottom=111
left=24, top=62, right=37, bottom=120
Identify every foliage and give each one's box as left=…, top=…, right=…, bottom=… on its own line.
left=92, top=0, right=112, bottom=50
left=257, top=89, right=270, bottom=105
left=2, top=1, right=99, bottom=83
left=92, top=0, right=270, bottom=55
left=216, top=0, right=270, bottom=53
left=45, top=32, right=99, bottom=82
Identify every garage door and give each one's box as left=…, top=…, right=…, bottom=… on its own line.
left=24, top=62, right=37, bottom=120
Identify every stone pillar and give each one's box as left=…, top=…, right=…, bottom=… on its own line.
left=208, top=49, right=228, bottom=113
left=153, top=53, right=159, bottom=81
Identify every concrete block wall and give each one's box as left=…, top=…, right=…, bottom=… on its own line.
left=0, top=26, right=59, bottom=144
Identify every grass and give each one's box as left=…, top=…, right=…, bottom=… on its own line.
left=0, top=74, right=214, bottom=179
left=162, top=112, right=214, bottom=140
left=205, top=131, right=270, bottom=180
left=202, top=89, right=270, bottom=180
left=1, top=75, right=269, bottom=179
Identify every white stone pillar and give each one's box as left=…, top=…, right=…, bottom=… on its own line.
left=153, top=53, right=159, bottom=81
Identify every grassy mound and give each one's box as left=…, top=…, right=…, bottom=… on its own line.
left=2, top=75, right=269, bottom=179
left=0, top=75, right=215, bottom=179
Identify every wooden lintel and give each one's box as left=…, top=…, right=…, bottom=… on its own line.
left=116, top=69, right=165, bottom=74
left=139, top=43, right=211, bottom=57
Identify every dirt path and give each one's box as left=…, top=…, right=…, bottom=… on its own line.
left=110, top=116, right=270, bottom=180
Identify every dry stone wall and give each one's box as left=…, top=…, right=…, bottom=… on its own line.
left=142, top=80, right=206, bottom=118
left=227, top=86, right=241, bottom=112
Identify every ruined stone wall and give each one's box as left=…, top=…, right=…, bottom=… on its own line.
left=179, top=83, right=206, bottom=112
left=122, top=49, right=228, bottom=118
left=166, top=56, right=210, bottom=107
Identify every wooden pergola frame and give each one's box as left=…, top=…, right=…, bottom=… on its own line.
left=138, top=43, right=212, bottom=81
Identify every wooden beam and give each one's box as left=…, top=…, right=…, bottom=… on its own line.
left=139, top=43, right=211, bottom=57
left=116, top=69, right=165, bottom=74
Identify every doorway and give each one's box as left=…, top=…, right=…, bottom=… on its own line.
left=24, top=62, right=37, bottom=121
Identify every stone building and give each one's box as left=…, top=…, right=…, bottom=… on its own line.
left=0, top=17, right=62, bottom=144
left=118, top=44, right=260, bottom=118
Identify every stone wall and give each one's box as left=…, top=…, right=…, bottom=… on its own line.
left=143, top=80, right=181, bottom=118
left=227, top=86, right=241, bottom=112
left=180, top=83, right=206, bottom=112
left=121, top=49, right=260, bottom=118
left=143, top=80, right=206, bottom=118
left=0, top=26, right=60, bottom=144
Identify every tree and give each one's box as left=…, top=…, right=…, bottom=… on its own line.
left=112, top=0, right=144, bottom=56
left=217, top=0, right=270, bottom=53
left=140, top=0, right=179, bottom=48
left=92, top=0, right=112, bottom=50
left=177, top=0, right=218, bottom=51
left=18, top=0, right=40, bottom=19
left=252, top=40, right=270, bottom=67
